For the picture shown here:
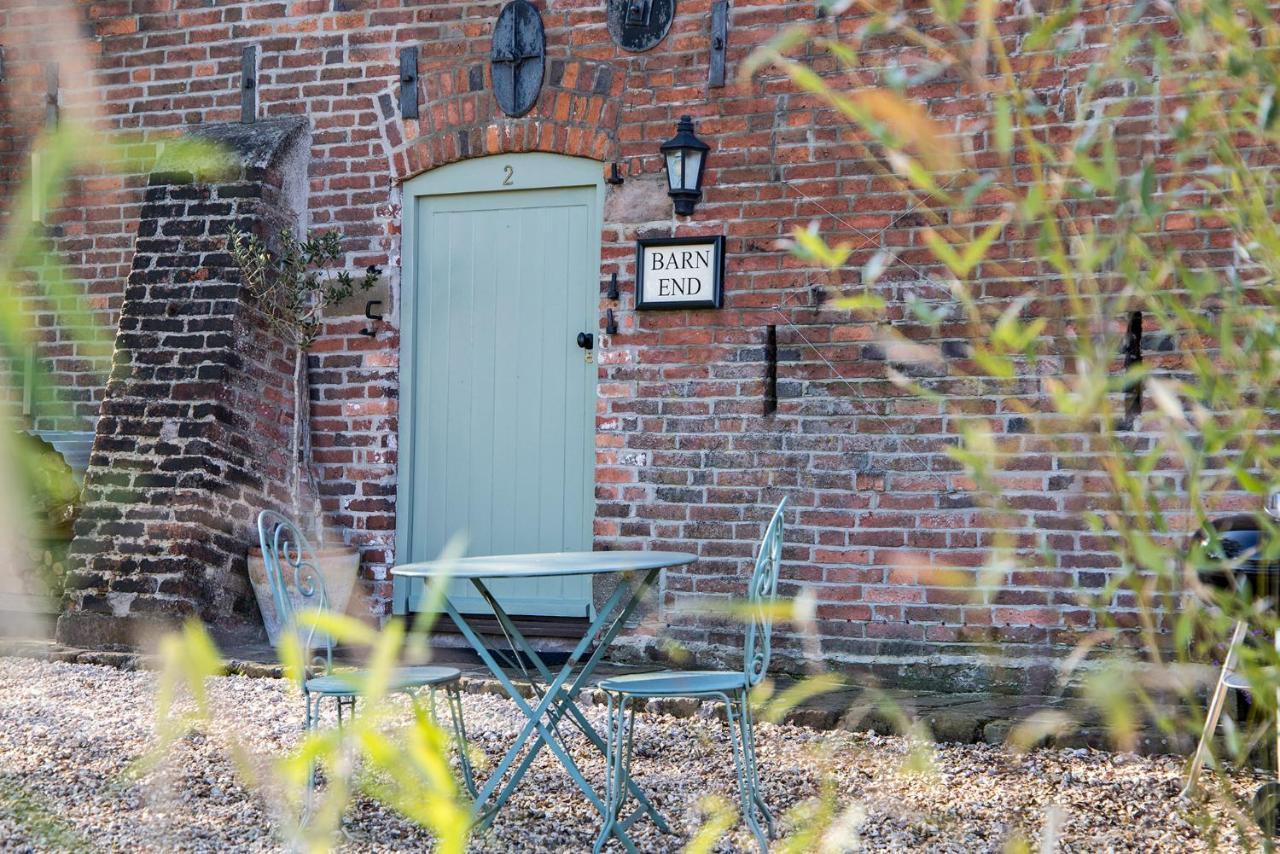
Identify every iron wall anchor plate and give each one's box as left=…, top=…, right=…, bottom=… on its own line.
left=607, top=0, right=675, bottom=52
left=492, top=0, right=545, bottom=117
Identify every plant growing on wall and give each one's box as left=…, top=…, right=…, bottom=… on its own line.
left=227, top=227, right=380, bottom=528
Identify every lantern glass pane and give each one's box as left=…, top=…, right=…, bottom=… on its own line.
left=665, top=150, right=683, bottom=191
left=683, top=150, right=703, bottom=191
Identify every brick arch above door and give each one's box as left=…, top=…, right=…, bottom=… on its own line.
left=388, top=59, right=624, bottom=181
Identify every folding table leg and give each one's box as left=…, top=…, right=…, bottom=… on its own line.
left=470, top=576, right=671, bottom=834
left=1183, top=619, right=1249, bottom=797
left=445, top=685, right=478, bottom=799
left=445, top=602, right=600, bottom=804
left=442, top=596, right=645, bottom=854
left=453, top=580, right=633, bottom=806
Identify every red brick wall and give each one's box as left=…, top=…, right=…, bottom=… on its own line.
left=0, top=1, right=143, bottom=426
left=0, top=0, right=1239, bottom=689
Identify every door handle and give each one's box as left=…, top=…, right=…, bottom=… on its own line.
left=576, top=332, right=594, bottom=351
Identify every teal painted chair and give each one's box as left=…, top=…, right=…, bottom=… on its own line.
left=256, top=510, right=476, bottom=797
left=593, top=497, right=787, bottom=853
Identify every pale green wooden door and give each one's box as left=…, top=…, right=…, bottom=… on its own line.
left=398, top=168, right=599, bottom=618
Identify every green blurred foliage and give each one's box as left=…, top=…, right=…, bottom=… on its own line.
left=2, top=121, right=473, bottom=848
left=141, top=612, right=471, bottom=853
left=742, top=0, right=1280, bottom=845
left=135, top=541, right=473, bottom=851
left=48, top=0, right=1280, bottom=848
left=0, top=122, right=226, bottom=603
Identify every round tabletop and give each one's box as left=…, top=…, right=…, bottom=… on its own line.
left=390, top=550, right=697, bottom=580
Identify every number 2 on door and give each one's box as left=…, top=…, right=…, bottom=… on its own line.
left=502, top=165, right=514, bottom=185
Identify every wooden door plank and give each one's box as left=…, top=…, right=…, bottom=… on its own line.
left=400, top=164, right=602, bottom=618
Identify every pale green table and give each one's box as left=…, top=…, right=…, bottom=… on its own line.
left=391, top=550, right=696, bottom=852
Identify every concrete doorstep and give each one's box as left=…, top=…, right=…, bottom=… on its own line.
left=0, top=638, right=1188, bottom=757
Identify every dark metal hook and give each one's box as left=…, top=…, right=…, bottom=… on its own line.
left=359, top=300, right=383, bottom=337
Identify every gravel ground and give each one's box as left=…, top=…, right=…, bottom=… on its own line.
left=0, top=656, right=1267, bottom=852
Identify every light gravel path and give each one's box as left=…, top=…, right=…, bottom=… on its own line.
left=0, top=657, right=1265, bottom=852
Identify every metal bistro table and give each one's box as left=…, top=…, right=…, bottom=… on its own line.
left=391, top=550, right=696, bottom=850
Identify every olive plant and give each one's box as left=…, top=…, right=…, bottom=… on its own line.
left=227, top=227, right=380, bottom=525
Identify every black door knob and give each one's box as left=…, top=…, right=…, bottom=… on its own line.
left=576, top=332, right=594, bottom=350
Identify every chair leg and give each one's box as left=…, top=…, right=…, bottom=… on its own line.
left=624, top=700, right=637, bottom=776
left=738, top=694, right=776, bottom=839
left=1183, top=619, right=1249, bottom=798
left=1274, top=627, right=1280, bottom=781
left=303, top=691, right=319, bottom=807
left=416, top=686, right=477, bottom=800
left=593, top=693, right=631, bottom=854
left=726, top=692, right=769, bottom=853
left=335, top=695, right=355, bottom=729
left=445, top=684, right=478, bottom=798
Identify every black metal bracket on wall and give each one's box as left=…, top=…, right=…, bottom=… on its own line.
left=763, top=324, right=778, bottom=415
left=241, top=45, right=257, bottom=124
left=604, top=272, right=620, bottom=336
left=0, top=46, right=7, bottom=83
left=45, top=62, right=59, bottom=125
left=399, top=46, right=419, bottom=119
left=709, top=1, right=728, bottom=88
left=21, top=346, right=34, bottom=418
left=1122, top=310, right=1143, bottom=424
left=29, top=62, right=59, bottom=225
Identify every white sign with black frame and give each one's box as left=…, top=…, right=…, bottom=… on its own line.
left=634, top=235, right=724, bottom=310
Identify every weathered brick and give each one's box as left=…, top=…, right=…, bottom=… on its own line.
left=0, top=0, right=1243, bottom=689
left=55, top=119, right=310, bottom=648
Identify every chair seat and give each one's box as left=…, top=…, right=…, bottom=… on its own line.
left=305, top=665, right=463, bottom=696
left=1224, top=669, right=1250, bottom=691
left=597, top=669, right=749, bottom=697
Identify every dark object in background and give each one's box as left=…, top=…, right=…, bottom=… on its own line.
left=18, top=431, right=80, bottom=541
left=1188, top=504, right=1280, bottom=833
left=606, top=0, right=675, bottom=52
left=491, top=0, right=544, bottom=118
left=15, top=430, right=81, bottom=607
left=1197, top=512, right=1279, bottom=772
left=1194, top=513, right=1280, bottom=599
left=1256, top=781, right=1280, bottom=840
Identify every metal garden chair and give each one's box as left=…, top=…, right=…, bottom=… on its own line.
left=256, top=509, right=476, bottom=797
left=592, top=497, right=787, bottom=853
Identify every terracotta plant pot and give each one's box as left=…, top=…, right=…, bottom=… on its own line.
left=247, top=546, right=361, bottom=646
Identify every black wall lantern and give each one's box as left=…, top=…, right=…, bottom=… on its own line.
left=660, top=115, right=709, bottom=216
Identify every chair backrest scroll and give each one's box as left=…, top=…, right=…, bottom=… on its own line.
left=256, top=509, right=332, bottom=672
left=743, top=497, right=787, bottom=686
